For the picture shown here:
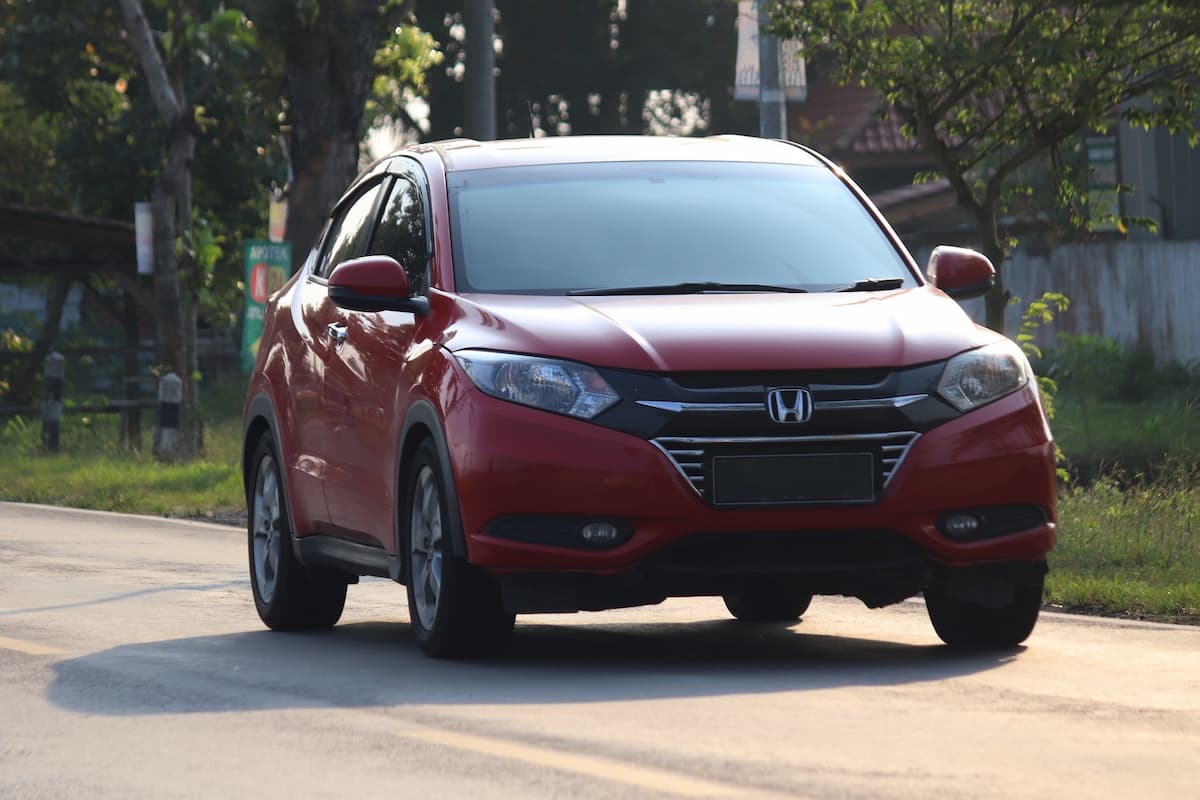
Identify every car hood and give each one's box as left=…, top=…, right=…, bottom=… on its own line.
left=440, top=287, right=997, bottom=372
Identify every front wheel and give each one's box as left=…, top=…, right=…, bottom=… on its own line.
left=247, top=434, right=347, bottom=630
left=405, top=440, right=514, bottom=659
left=925, top=569, right=1044, bottom=649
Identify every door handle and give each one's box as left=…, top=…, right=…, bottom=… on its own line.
left=326, top=323, right=348, bottom=344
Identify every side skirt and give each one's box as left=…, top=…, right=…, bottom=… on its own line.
left=293, top=535, right=407, bottom=583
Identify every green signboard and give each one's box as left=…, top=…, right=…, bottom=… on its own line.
left=241, top=240, right=291, bottom=372
left=1086, top=135, right=1120, bottom=233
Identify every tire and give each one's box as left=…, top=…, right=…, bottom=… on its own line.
left=247, top=433, right=347, bottom=630
left=925, top=571, right=1044, bottom=649
left=404, top=439, right=514, bottom=659
left=723, top=589, right=813, bottom=622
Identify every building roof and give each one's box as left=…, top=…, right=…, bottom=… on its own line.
left=871, top=177, right=954, bottom=211
left=0, top=202, right=136, bottom=277
left=0, top=202, right=134, bottom=252
left=788, top=80, right=923, bottom=161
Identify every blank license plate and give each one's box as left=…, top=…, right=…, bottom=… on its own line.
left=712, top=453, right=874, bottom=505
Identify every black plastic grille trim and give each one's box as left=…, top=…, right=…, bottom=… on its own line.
left=651, top=431, right=920, bottom=503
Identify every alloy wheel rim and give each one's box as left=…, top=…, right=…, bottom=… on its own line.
left=409, top=465, right=443, bottom=630
left=252, top=454, right=282, bottom=604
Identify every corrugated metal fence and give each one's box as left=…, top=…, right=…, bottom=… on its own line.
left=954, top=241, right=1200, bottom=367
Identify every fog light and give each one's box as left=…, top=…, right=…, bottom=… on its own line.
left=942, top=513, right=982, bottom=539
left=580, top=522, right=620, bottom=545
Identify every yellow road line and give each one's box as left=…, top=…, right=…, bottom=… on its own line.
left=0, top=634, right=65, bottom=656
left=403, top=723, right=756, bottom=798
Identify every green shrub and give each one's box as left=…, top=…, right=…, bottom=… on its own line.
left=1047, top=333, right=1200, bottom=404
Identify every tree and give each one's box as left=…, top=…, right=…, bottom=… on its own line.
left=250, top=0, right=413, bottom=262
left=116, top=0, right=263, bottom=458
left=770, top=0, right=1200, bottom=333
left=1, top=1, right=280, bottom=425
left=2, top=1, right=438, bottom=438
left=116, top=0, right=199, bottom=458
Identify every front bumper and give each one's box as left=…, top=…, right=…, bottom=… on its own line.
left=444, top=382, right=1056, bottom=600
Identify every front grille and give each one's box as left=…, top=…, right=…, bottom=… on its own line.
left=652, top=430, right=920, bottom=502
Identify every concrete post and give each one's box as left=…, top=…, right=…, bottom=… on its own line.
left=757, top=3, right=787, bottom=140
left=154, top=372, right=182, bottom=460
left=41, top=351, right=65, bottom=452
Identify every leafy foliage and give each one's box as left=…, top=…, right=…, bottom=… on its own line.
left=1015, top=291, right=1070, bottom=477
left=0, top=1, right=440, bottom=334
left=0, top=83, right=68, bottom=208
left=769, top=0, right=1200, bottom=331
left=371, top=22, right=444, bottom=132
left=1048, top=333, right=1199, bottom=405
left=0, top=327, right=33, bottom=398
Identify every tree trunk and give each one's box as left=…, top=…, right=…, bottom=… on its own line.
left=984, top=269, right=1009, bottom=336
left=972, top=204, right=1011, bottom=335
left=282, top=0, right=400, bottom=264
left=117, top=0, right=197, bottom=459
left=151, top=124, right=198, bottom=459
left=7, top=276, right=71, bottom=406
left=121, top=288, right=142, bottom=451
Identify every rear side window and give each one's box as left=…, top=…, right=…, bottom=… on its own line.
left=316, top=184, right=383, bottom=279
left=368, top=176, right=429, bottom=294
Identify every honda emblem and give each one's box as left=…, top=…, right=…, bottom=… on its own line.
left=766, top=387, right=813, bottom=424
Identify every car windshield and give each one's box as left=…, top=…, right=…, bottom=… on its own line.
left=447, top=160, right=914, bottom=295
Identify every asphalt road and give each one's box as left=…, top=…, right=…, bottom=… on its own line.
left=1, top=502, right=1198, bottom=799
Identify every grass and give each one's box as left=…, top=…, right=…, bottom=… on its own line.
left=0, top=382, right=245, bottom=520
left=1049, top=471, right=1200, bottom=622
left=1042, top=387, right=1200, bottom=621
left=1051, top=390, right=1200, bottom=477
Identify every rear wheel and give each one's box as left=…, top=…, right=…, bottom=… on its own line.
left=405, top=440, right=514, bottom=658
left=248, top=434, right=347, bottom=630
left=723, top=589, right=813, bottom=622
left=925, top=570, right=1044, bottom=648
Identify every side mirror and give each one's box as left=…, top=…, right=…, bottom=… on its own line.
left=328, top=255, right=429, bottom=315
left=926, top=246, right=995, bottom=301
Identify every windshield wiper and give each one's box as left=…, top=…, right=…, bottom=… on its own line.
left=832, top=277, right=905, bottom=293
left=568, top=282, right=809, bottom=296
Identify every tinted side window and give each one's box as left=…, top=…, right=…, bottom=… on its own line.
left=316, top=184, right=383, bottom=279
left=368, top=176, right=428, bottom=294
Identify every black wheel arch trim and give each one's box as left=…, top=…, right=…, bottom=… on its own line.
left=399, top=400, right=469, bottom=559
left=243, top=392, right=300, bottom=539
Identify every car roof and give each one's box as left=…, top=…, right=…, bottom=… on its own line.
left=404, top=135, right=826, bottom=173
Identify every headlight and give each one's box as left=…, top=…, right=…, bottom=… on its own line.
left=937, top=340, right=1031, bottom=412
left=453, top=350, right=620, bottom=419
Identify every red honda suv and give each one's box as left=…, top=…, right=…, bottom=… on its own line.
left=242, top=135, right=1056, bottom=657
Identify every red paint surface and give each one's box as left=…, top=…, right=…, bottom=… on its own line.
left=245, top=137, right=1056, bottom=595
left=329, top=255, right=413, bottom=299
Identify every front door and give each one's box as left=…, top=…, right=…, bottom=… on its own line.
left=319, top=167, right=433, bottom=553
left=300, top=178, right=387, bottom=542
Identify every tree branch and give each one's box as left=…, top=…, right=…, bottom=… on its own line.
left=115, top=0, right=182, bottom=126
left=900, top=98, right=986, bottom=222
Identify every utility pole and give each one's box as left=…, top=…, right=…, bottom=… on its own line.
left=757, top=2, right=786, bottom=139
left=465, top=0, right=497, bottom=140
